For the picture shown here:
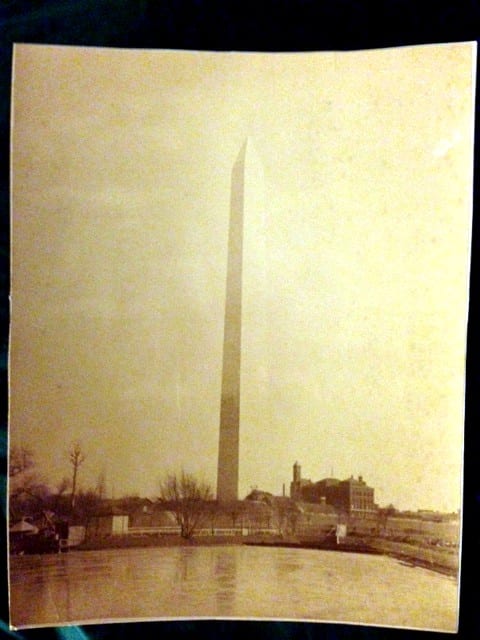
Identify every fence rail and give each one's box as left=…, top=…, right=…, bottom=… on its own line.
left=127, top=526, right=278, bottom=537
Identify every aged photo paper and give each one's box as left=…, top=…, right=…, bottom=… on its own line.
left=8, top=42, right=475, bottom=631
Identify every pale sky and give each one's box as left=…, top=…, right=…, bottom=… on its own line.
left=10, top=43, right=475, bottom=511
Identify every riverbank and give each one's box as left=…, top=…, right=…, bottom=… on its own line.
left=75, top=533, right=260, bottom=550
left=245, top=535, right=459, bottom=577
left=75, top=535, right=459, bottom=577
left=73, top=533, right=459, bottom=577
left=367, top=537, right=459, bottom=577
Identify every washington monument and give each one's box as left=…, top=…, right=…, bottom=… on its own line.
left=217, top=138, right=265, bottom=502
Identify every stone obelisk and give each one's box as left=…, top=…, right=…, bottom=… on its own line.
left=217, top=138, right=265, bottom=502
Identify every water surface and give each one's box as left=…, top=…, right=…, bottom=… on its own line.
left=9, top=545, right=458, bottom=631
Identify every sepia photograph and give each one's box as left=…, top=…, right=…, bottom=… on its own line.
left=8, top=42, right=475, bottom=632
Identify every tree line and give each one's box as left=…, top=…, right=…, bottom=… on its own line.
left=9, top=443, right=218, bottom=539
left=9, top=445, right=320, bottom=541
left=9, top=442, right=102, bottom=523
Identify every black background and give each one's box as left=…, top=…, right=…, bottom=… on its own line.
left=1, top=2, right=479, bottom=640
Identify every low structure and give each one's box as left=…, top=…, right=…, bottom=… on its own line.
left=86, top=508, right=129, bottom=538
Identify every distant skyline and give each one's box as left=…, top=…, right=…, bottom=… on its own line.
left=10, top=43, right=475, bottom=512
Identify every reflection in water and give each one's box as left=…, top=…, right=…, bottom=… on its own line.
left=176, top=547, right=193, bottom=584
left=275, top=551, right=303, bottom=577
left=214, top=548, right=237, bottom=614
left=60, top=556, right=72, bottom=622
left=9, top=545, right=458, bottom=631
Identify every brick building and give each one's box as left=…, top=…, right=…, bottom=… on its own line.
left=290, top=462, right=377, bottom=518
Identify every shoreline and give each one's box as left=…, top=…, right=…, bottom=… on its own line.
left=68, top=533, right=458, bottom=577
left=367, top=537, right=459, bottom=577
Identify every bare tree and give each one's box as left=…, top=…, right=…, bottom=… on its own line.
left=219, top=500, right=247, bottom=529
left=376, top=504, right=397, bottom=536
left=9, top=445, right=35, bottom=478
left=272, top=497, right=301, bottom=537
left=9, top=447, right=75, bottom=520
left=95, top=469, right=107, bottom=501
left=57, top=476, right=71, bottom=496
left=69, top=442, right=86, bottom=511
left=159, top=470, right=213, bottom=539
left=9, top=446, right=50, bottom=518
left=47, top=477, right=71, bottom=514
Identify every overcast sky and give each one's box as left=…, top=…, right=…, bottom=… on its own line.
left=10, top=43, right=474, bottom=511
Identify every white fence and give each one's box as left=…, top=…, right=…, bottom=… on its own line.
left=127, top=526, right=278, bottom=537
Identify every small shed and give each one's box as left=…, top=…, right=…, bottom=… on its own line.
left=87, top=508, right=129, bottom=538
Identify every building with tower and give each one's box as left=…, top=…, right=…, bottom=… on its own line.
left=290, top=462, right=314, bottom=501
left=290, top=462, right=377, bottom=518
